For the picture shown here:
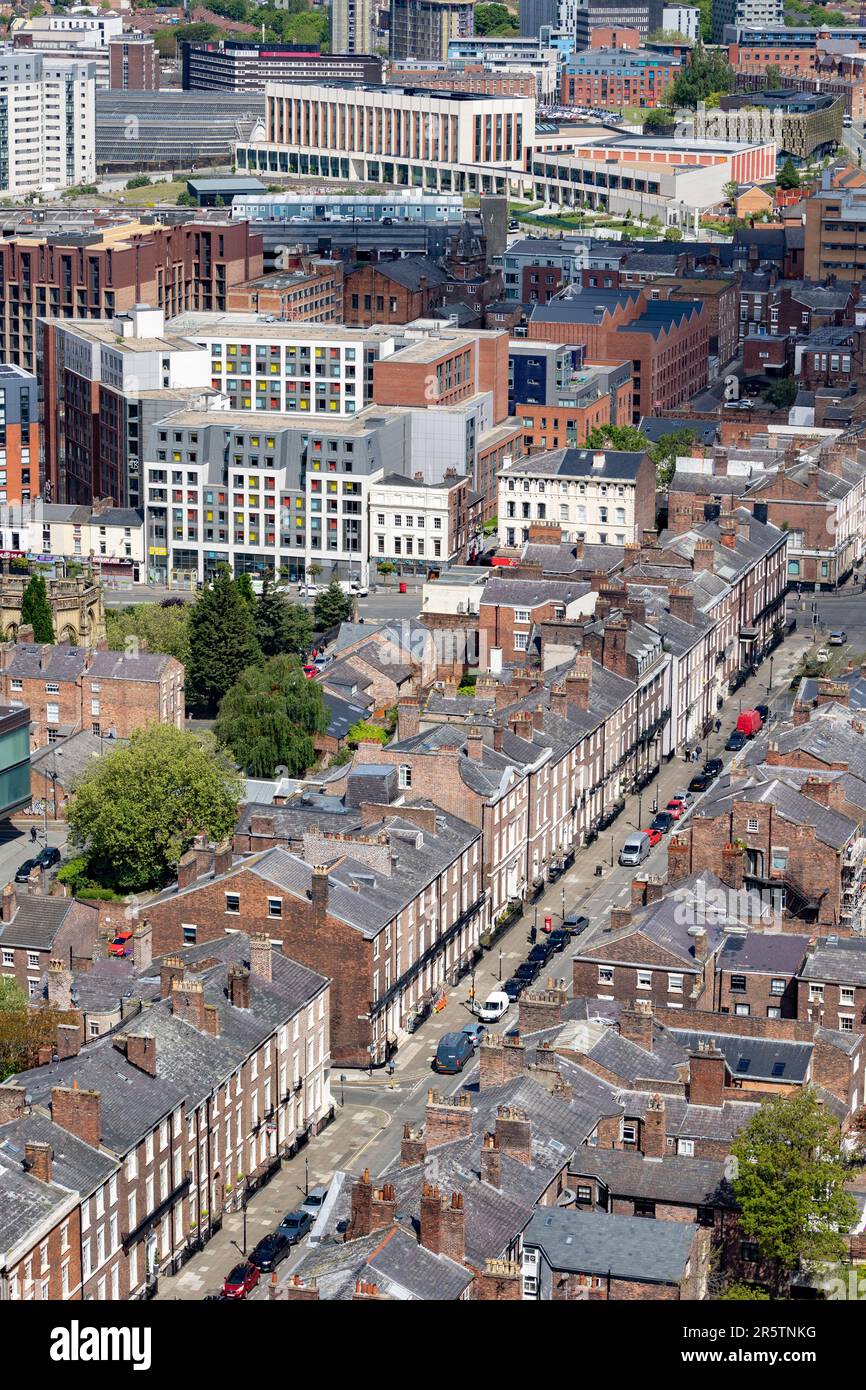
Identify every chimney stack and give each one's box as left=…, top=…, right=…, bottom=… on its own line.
left=480, top=1130, right=501, bottom=1188
left=24, top=1141, right=52, bottom=1184
left=228, top=964, right=251, bottom=1010
left=249, top=934, right=272, bottom=982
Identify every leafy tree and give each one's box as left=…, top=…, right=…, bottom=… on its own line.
left=67, top=725, right=242, bottom=893
left=20, top=573, right=54, bottom=642
left=474, top=2, right=518, bottom=34
left=186, top=567, right=261, bottom=714
left=347, top=720, right=387, bottom=746
left=717, top=1282, right=771, bottom=1301
left=776, top=158, right=801, bottom=190
left=723, top=179, right=739, bottom=206
left=313, top=578, right=355, bottom=631
left=105, top=601, right=191, bottom=666
left=254, top=578, right=313, bottom=658
left=668, top=43, right=735, bottom=108
left=235, top=571, right=257, bottom=610
left=214, top=654, right=328, bottom=777
left=730, top=1089, right=857, bottom=1289
left=0, top=977, right=27, bottom=1012
left=585, top=424, right=650, bottom=451
left=643, top=107, right=674, bottom=131
left=764, top=376, right=798, bottom=410
left=650, top=428, right=698, bottom=488
left=0, top=1002, right=74, bottom=1081
left=765, top=64, right=782, bottom=88
left=664, top=225, right=683, bottom=240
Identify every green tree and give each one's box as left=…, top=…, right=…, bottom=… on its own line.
left=642, top=107, right=674, bottom=131
left=776, top=158, right=801, bottom=190
left=186, top=567, right=261, bottom=714
left=765, top=64, right=782, bottom=88
left=730, top=1089, right=857, bottom=1290
left=105, top=601, right=191, bottom=666
left=764, top=376, right=798, bottom=410
left=0, top=977, right=27, bottom=1012
left=214, top=654, right=328, bottom=777
left=650, top=428, right=698, bottom=488
left=254, top=578, right=313, bottom=658
left=0, top=1001, right=72, bottom=1081
left=20, top=573, right=54, bottom=642
left=722, top=179, right=739, bottom=206
left=346, top=720, right=387, bottom=746
left=313, top=578, right=355, bottom=631
left=584, top=424, right=650, bottom=451
left=717, top=1282, right=772, bottom=1301
left=66, top=725, right=242, bottom=892
left=235, top=571, right=257, bottom=610
left=664, top=225, right=683, bottom=240
left=473, top=2, right=518, bottom=34
left=668, top=43, right=735, bottom=108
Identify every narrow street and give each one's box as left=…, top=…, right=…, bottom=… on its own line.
left=155, top=606, right=821, bottom=1299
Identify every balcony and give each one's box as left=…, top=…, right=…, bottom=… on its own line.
left=122, top=1174, right=191, bottom=1252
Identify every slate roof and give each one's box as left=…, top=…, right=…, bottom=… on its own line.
left=717, top=932, right=809, bottom=976
left=569, top=1148, right=735, bottom=1209
left=0, top=895, right=90, bottom=953
left=800, top=936, right=866, bottom=986
left=523, top=1206, right=696, bottom=1283
left=290, top=1220, right=472, bottom=1300
left=501, top=448, right=647, bottom=481
left=0, top=1112, right=116, bottom=1196
left=696, top=775, right=858, bottom=848
left=669, top=1028, right=811, bottom=1084
left=31, top=730, right=127, bottom=789
left=321, top=688, right=369, bottom=742
left=371, top=256, right=449, bottom=292
left=0, top=1147, right=75, bottom=1256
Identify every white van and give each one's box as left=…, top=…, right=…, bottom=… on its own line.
left=618, top=831, right=652, bottom=867
left=477, top=990, right=509, bottom=1023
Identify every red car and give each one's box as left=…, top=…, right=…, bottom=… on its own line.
left=302, top=664, right=317, bottom=678
left=222, top=1262, right=260, bottom=1299
left=665, top=801, right=685, bottom=820
left=644, top=827, right=663, bottom=847
left=108, top=930, right=133, bottom=958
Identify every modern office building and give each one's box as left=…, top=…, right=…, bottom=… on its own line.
left=236, top=82, right=536, bottom=196
left=662, top=5, right=700, bottom=38
left=695, top=90, right=843, bottom=163
left=181, top=40, right=383, bottom=92
left=520, top=0, right=591, bottom=48
left=711, top=0, right=784, bottom=45
left=0, top=366, right=38, bottom=506
left=96, top=90, right=265, bottom=171
left=0, top=51, right=96, bottom=198
left=389, top=0, right=475, bottom=63
left=561, top=46, right=683, bottom=107
left=0, top=703, right=32, bottom=819
left=229, top=191, right=465, bottom=226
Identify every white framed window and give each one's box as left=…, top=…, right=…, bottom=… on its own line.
left=636, top=970, right=652, bottom=990
left=598, top=966, right=613, bottom=984
left=809, top=983, right=824, bottom=1003
left=514, top=608, right=531, bottom=624
left=841, top=987, right=855, bottom=1005
left=770, top=979, right=786, bottom=996
left=839, top=1014, right=854, bottom=1032
left=746, top=817, right=759, bottom=832
left=514, top=632, right=529, bottom=651
left=678, top=1138, right=694, bottom=1156
left=668, top=973, right=683, bottom=994
left=267, top=898, right=282, bottom=918
left=398, top=765, right=412, bottom=789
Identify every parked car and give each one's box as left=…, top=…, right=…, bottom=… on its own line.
left=300, top=1185, right=329, bottom=1219
left=670, top=790, right=695, bottom=807
left=619, top=831, right=652, bottom=865
left=14, top=858, right=37, bottom=883
left=222, top=1262, right=260, bottom=1299
left=514, top=959, right=541, bottom=984
left=298, top=583, right=319, bottom=598
left=563, top=913, right=589, bottom=935
left=433, top=1031, right=474, bottom=1073
left=664, top=800, right=685, bottom=820
left=249, top=1231, right=291, bottom=1272
left=36, top=845, right=61, bottom=870
left=736, top=709, right=763, bottom=739
left=650, top=811, right=675, bottom=835
left=754, top=704, right=770, bottom=723
left=829, top=631, right=848, bottom=645
left=108, top=930, right=133, bottom=958
left=462, top=1021, right=487, bottom=1048
left=278, top=1209, right=313, bottom=1246
left=704, top=758, right=724, bottom=778
left=502, top=976, right=524, bottom=1002
left=644, top=827, right=663, bottom=847
left=688, top=772, right=711, bottom=793
left=548, top=929, right=569, bottom=953
left=477, top=990, right=509, bottom=1022
left=528, top=942, right=554, bottom=968
left=725, top=729, right=747, bottom=752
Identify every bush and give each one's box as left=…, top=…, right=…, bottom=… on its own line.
left=126, top=174, right=152, bottom=190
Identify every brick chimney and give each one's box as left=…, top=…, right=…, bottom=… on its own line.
left=519, top=986, right=567, bottom=1034
left=466, top=727, right=484, bottom=760
left=602, top=620, right=629, bottom=678
left=397, top=698, right=420, bottom=741
left=213, top=840, right=233, bottom=877
left=24, top=1141, right=52, bottom=1183
left=249, top=933, right=272, bottom=982
left=479, top=1032, right=525, bottom=1089
left=631, top=876, right=664, bottom=909
left=473, top=1258, right=522, bottom=1301
left=719, top=517, right=737, bottom=550
left=692, top=539, right=715, bottom=574
left=133, top=920, right=152, bottom=973
left=642, top=1093, right=667, bottom=1158
left=667, top=834, right=692, bottom=882
left=495, top=1104, right=532, bottom=1164
left=720, top=842, right=744, bottom=891
left=47, top=959, right=72, bottom=1011
left=176, top=849, right=199, bottom=890
left=689, top=925, right=710, bottom=962
left=348, top=1169, right=396, bottom=1239
left=171, top=977, right=206, bottom=1030
left=618, top=999, right=654, bottom=1050
left=688, top=1040, right=727, bottom=1107
left=1, top=883, right=15, bottom=922
left=668, top=587, right=694, bottom=624
left=310, top=865, right=330, bottom=928
left=57, top=1022, right=82, bottom=1060
left=400, top=1122, right=427, bottom=1168
left=532, top=704, right=545, bottom=731
left=564, top=653, right=592, bottom=710
left=610, top=906, right=632, bottom=931
left=160, top=956, right=185, bottom=999
left=228, top=964, right=251, bottom=1010
left=0, top=1084, right=26, bottom=1123
left=281, top=1274, right=320, bottom=1301
left=249, top=812, right=276, bottom=839
left=123, top=1033, right=157, bottom=1077
left=425, top=1088, right=473, bottom=1146
left=51, top=1083, right=101, bottom=1148
left=419, top=1184, right=464, bottom=1263
left=801, top=775, right=842, bottom=811
left=550, top=681, right=569, bottom=717
left=480, top=1130, right=501, bottom=1188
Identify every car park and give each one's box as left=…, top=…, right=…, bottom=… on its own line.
left=278, top=1209, right=313, bottom=1246
left=222, top=1263, right=260, bottom=1299
left=250, top=1231, right=291, bottom=1272
left=725, top=730, right=747, bottom=752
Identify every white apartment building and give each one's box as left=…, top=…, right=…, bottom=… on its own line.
left=0, top=51, right=96, bottom=196
left=498, top=448, right=655, bottom=549
left=661, top=5, right=700, bottom=38
left=368, top=470, right=470, bottom=569
left=236, top=81, right=537, bottom=196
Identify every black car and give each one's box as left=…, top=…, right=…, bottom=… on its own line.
left=515, top=960, right=540, bottom=984
left=725, top=730, right=747, bottom=752
left=502, top=976, right=524, bottom=1002
left=704, top=758, right=723, bottom=778
left=688, top=773, right=711, bottom=793
left=563, top=913, right=590, bottom=935
left=754, top=704, right=770, bottom=723
left=548, top=929, right=569, bottom=953
left=528, top=943, right=553, bottom=967
left=14, top=858, right=37, bottom=883
left=249, top=1231, right=291, bottom=1272
left=36, top=845, right=61, bottom=870
left=650, top=811, right=674, bottom=834
left=278, top=1209, right=313, bottom=1246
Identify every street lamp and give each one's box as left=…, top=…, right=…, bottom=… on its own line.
left=498, top=947, right=503, bottom=982
left=768, top=655, right=774, bottom=693
left=340, top=1073, right=346, bottom=1107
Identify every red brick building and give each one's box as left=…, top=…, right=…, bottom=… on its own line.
left=343, top=257, right=449, bottom=327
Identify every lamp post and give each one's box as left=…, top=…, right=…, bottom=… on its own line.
left=768, top=655, right=774, bottom=693
left=498, top=947, right=503, bottom=982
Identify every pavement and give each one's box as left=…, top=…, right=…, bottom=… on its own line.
left=153, top=604, right=822, bottom=1300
